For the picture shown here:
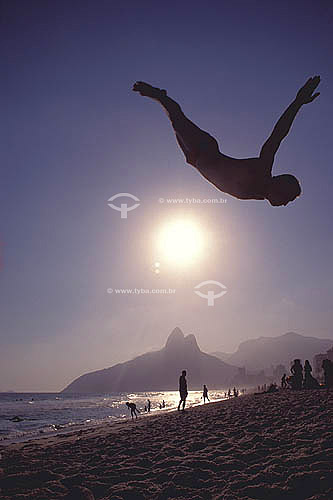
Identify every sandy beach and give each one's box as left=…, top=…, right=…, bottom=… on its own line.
left=0, top=389, right=332, bottom=500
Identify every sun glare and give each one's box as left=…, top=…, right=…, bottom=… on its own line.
left=157, top=219, right=204, bottom=266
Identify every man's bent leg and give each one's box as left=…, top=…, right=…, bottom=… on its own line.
left=158, top=94, right=220, bottom=165
left=133, top=82, right=220, bottom=166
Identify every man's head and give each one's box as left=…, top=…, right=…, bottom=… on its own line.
left=182, top=370, right=186, bottom=376
left=266, top=174, right=301, bottom=206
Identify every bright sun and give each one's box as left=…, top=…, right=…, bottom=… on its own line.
left=157, top=219, right=204, bottom=266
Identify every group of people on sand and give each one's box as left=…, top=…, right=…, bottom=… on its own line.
left=126, top=398, right=166, bottom=419
left=281, top=358, right=333, bottom=390
left=223, top=388, right=241, bottom=398
left=126, top=371, right=218, bottom=419
left=288, top=359, right=319, bottom=390
left=177, top=370, right=211, bottom=411
left=126, top=356, right=333, bottom=419
left=176, top=371, right=240, bottom=411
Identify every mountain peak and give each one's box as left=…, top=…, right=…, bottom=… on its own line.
left=281, top=332, right=300, bottom=338
left=62, top=326, right=237, bottom=392
left=184, top=334, right=201, bottom=352
left=165, top=327, right=185, bottom=349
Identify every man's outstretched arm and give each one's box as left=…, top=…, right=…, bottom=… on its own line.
left=260, top=76, right=320, bottom=163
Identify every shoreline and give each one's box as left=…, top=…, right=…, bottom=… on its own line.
left=0, top=394, right=230, bottom=448
left=0, top=390, right=332, bottom=499
left=0, top=405, right=177, bottom=452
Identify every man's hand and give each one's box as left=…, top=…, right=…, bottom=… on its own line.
left=295, top=76, right=320, bottom=105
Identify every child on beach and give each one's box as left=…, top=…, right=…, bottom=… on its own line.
left=133, top=77, right=320, bottom=206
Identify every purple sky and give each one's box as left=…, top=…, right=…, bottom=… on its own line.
left=1, top=0, right=333, bottom=391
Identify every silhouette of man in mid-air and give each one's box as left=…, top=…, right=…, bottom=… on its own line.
left=133, top=77, right=320, bottom=206
left=178, top=370, right=188, bottom=411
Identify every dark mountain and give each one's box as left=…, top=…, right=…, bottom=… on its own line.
left=225, top=332, right=333, bottom=371
left=61, top=327, right=238, bottom=393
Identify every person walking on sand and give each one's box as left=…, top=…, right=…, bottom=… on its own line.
left=202, top=384, right=210, bottom=403
left=177, top=370, right=188, bottom=411
left=133, top=77, right=320, bottom=206
left=147, top=399, right=151, bottom=412
left=126, top=402, right=140, bottom=420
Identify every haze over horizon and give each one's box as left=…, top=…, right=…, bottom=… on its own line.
left=1, top=0, right=333, bottom=392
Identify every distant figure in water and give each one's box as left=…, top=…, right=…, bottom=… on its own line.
left=322, top=359, right=333, bottom=388
left=228, top=388, right=231, bottom=398
left=147, top=399, right=151, bottom=413
left=202, top=384, right=210, bottom=403
left=162, top=400, right=165, bottom=408
left=233, top=387, right=238, bottom=397
left=290, top=359, right=303, bottom=390
left=281, top=374, right=287, bottom=389
left=178, top=370, right=188, bottom=411
left=133, top=77, right=320, bottom=206
left=126, top=402, right=140, bottom=420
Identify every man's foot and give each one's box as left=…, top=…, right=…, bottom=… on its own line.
left=132, top=81, right=167, bottom=99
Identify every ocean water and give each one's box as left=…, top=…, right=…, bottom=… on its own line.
left=0, top=390, right=228, bottom=445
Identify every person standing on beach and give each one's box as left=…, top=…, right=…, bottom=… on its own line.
left=290, top=359, right=303, bottom=390
left=147, top=399, right=151, bottom=412
left=291, top=359, right=303, bottom=389
left=322, top=359, right=333, bottom=388
left=202, top=384, right=210, bottom=403
left=303, top=360, right=319, bottom=389
left=126, top=402, right=140, bottom=420
left=177, top=370, right=188, bottom=411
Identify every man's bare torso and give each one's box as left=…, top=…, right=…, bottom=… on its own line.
left=195, top=153, right=271, bottom=200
